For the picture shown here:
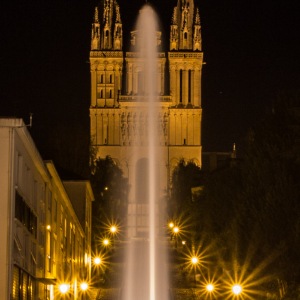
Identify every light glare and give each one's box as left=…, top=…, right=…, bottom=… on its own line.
left=94, top=257, right=101, bottom=265
left=232, top=284, right=242, bottom=295
left=168, top=222, right=174, bottom=228
left=103, top=238, right=110, bottom=245
left=191, top=256, right=199, bottom=264
left=110, top=225, right=117, bottom=233
left=206, top=283, right=214, bottom=292
left=80, top=282, right=88, bottom=291
left=59, top=283, right=70, bottom=294
left=173, top=226, right=179, bottom=233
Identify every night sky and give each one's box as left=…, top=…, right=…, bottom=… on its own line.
left=1, top=0, right=299, bottom=156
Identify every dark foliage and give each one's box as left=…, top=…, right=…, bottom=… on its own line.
left=90, top=156, right=128, bottom=249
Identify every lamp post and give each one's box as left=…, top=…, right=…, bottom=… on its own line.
left=93, top=256, right=103, bottom=287
left=109, top=225, right=118, bottom=250
left=191, top=256, right=199, bottom=286
left=173, top=226, right=180, bottom=249
left=79, top=282, right=89, bottom=300
left=59, top=283, right=70, bottom=299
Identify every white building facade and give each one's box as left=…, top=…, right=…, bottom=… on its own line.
left=0, top=118, right=93, bottom=300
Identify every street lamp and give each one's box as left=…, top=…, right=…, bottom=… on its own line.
left=191, top=256, right=199, bottom=285
left=168, top=222, right=174, bottom=229
left=94, top=256, right=102, bottom=266
left=172, top=226, right=180, bottom=248
left=80, top=282, right=89, bottom=291
left=93, top=255, right=106, bottom=287
left=232, top=284, right=242, bottom=296
left=79, top=282, right=89, bottom=300
left=110, top=225, right=118, bottom=234
left=59, top=283, right=70, bottom=295
left=102, top=238, right=110, bottom=247
left=173, top=226, right=179, bottom=234
left=206, top=283, right=214, bottom=292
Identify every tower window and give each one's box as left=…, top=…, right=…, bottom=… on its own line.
left=188, top=70, right=192, bottom=103
left=179, top=70, right=183, bottom=103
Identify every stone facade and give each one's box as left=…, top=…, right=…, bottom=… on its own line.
left=89, top=0, right=204, bottom=237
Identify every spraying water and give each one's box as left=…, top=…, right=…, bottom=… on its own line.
left=122, top=5, right=169, bottom=300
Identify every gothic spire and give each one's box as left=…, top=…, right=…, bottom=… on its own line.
left=170, top=0, right=197, bottom=50
left=115, top=3, right=121, bottom=23
left=195, top=8, right=200, bottom=25
left=90, top=0, right=123, bottom=51
left=91, top=7, right=100, bottom=50
left=193, top=7, right=202, bottom=51
left=94, top=7, right=99, bottom=23
left=171, top=7, right=178, bottom=25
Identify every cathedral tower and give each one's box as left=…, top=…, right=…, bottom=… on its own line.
left=89, top=0, right=203, bottom=237
left=168, top=0, right=203, bottom=168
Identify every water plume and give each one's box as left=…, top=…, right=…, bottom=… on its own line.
left=122, top=5, right=169, bottom=300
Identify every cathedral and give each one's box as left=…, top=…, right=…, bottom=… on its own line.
left=89, top=0, right=204, bottom=237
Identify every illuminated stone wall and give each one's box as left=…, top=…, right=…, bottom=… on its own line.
left=89, top=0, right=203, bottom=237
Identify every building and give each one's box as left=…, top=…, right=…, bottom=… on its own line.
left=0, top=118, right=94, bottom=300
left=89, top=0, right=203, bottom=237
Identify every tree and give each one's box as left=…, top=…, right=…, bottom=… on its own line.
left=169, top=159, right=204, bottom=243
left=239, top=97, right=300, bottom=285
left=201, top=94, right=300, bottom=296
left=90, top=156, right=128, bottom=248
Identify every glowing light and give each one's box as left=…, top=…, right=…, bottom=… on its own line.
left=232, top=284, right=242, bottom=295
left=110, top=225, right=117, bottom=233
left=94, top=257, right=102, bottom=265
left=182, top=240, right=186, bottom=245
left=206, top=283, right=214, bottom=292
left=168, top=222, right=174, bottom=229
left=173, top=226, right=179, bottom=234
left=46, top=225, right=51, bottom=230
left=103, top=238, right=110, bottom=246
left=59, top=283, right=70, bottom=294
left=80, top=282, right=89, bottom=291
left=104, top=186, right=108, bottom=191
left=191, top=256, right=199, bottom=265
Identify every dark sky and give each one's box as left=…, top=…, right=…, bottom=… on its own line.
left=1, top=0, right=299, bottom=154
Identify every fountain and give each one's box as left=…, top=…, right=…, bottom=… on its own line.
left=121, top=4, right=169, bottom=300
